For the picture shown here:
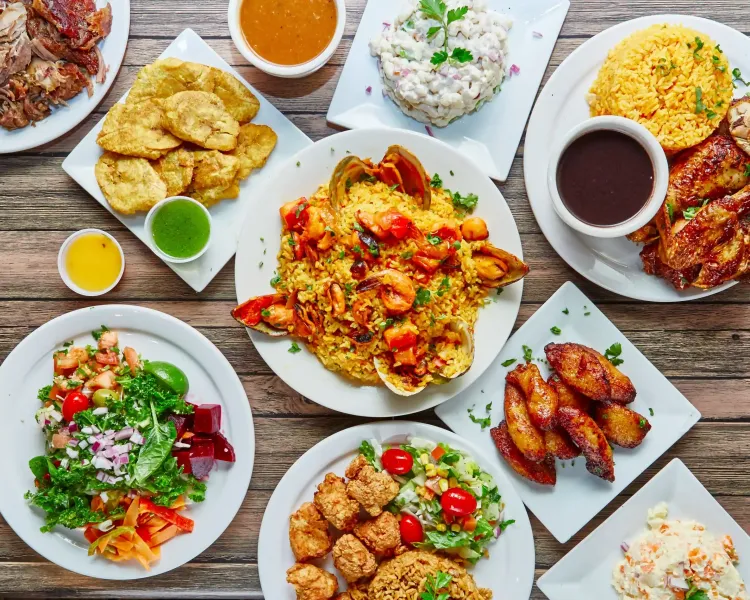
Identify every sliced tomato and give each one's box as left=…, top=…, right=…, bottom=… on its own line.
left=431, top=446, right=446, bottom=461
left=140, top=497, right=194, bottom=533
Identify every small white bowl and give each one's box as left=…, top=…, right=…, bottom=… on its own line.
left=227, top=0, right=346, bottom=79
left=144, top=197, right=213, bottom=264
left=58, top=229, right=125, bottom=297
left=547, top=116, right=669, bottom=239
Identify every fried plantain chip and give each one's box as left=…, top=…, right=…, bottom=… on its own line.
left=126, top=58, right=214, bottom=105
left=95, top=152, right=167, bottom=215
left=504, top=381, right=546, bottom=463
left=544, top=428, right=581, bottom=460
left=592, top=402, right=651, bottom=449
left=230, top=123, right=278, bottom=180
left=97, top=100, right=182, bottom=160
left=594, top=352, right=637, bottom=405
left=557, top=406, right=615, bottom=482
left=491, top=422, right=556, bottom=486
left=506, top=363, right=559, bottom=431
left=191, top=150, right=240, bottom=190
left=161, top=91, right=239, bottom=151
left=548, top=373, right=592, bottom=413
left=211, top=69, right=260, bottom=123
left=545, top=343, right=611, bottom=402
left=187, top=182, right=241, bottom=208
left=153, top=148, right=194, bottom=197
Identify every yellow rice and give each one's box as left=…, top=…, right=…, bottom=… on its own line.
left=588, top=24, right=733, bottom=154
left=273, top=180, right=491, bottom=389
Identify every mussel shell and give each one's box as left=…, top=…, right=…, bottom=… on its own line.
left=374, top=357, right=427, bottom=397
left=329, top=156, right=371, bottom=211
left=384, top=145, right=432, bottom=210
left=438, top=319, right=474, bottom=379
left=475, top=243, right=530, bottom=288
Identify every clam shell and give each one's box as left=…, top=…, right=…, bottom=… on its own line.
left=438, top=319, right=474, bottom=379
left=374, top=357, right=427, bottom=397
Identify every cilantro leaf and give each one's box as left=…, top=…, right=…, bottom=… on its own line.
left=447, top=6, right=468, bottom=24
left=522, top=345, right=533, bottom=363
left=419, top=0, right=447, bottom=22
left=289, top=342, right=302, bottom=354
left=604, top=343, right=624, bottom=366
left=427, top=25, right=442, bottom=38
left=430, top=172, right=443, bottom=188
left=431, top=50, right=449, bottom=66
left=451, top=47, right=474, bottom=63
left=501, top=358, right=517, bottom=367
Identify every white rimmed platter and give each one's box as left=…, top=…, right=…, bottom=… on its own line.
left=0, top=0, right=130, bottom=154
left=436, top=282, right=701, bottom=543
left=524, top=14, right=747, bottom=301
left=328, top=0, right=570, bottom=181
left=537, top=459, right=750, bottom=600
left=257, top=421, right=535, bottom=599
left=234, top=128, right=524, bottom=418
left=0, top=305, right=255, bottom=579
left=62, top=28, right=313, bottom=293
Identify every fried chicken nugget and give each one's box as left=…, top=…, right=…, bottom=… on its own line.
left=313, top=473, right=360, bottom=531
left=153, top=147, right=194, bottom=197
left=95, top=152, right=167, bottom=215
left=332, top=534, right=378, bottom=583
left=548, top=372, right=591, bottom=413
left=545, top=343, right=611, bottom=402
left=506, top=363, right=559, bottom=430
left=161, top=91, right=240, bottom=151
left=230, top=123, right=277, bottom=179
left=286, top=563, right=338, bottom=600
left=544, top=428, right=581, bottom=460
left=557, top=406, right=615, bottom=482
left=353, top=511, right=401, bottom=554
left=289, top=502, right=333, bottom=562
left=592, top=402, right=651, bottom=448
left=490, top=422, right=556, bottom=486
left=97, top=100, right=182, bottom=160
left=346, top=459, right=400, bottom=517
left=595, top=352, right=637, bottom=404
left=504, top=381, right=546, bottom=463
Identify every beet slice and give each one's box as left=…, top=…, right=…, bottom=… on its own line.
left=189, top=437, right=215, bottom=479
left=168, top=413, right=194, bottom=440
left=213, top=432, right=236, bottom=463
left=193, top=404, right=221, bottom=434
left=173, top=450, right=192, bottom=475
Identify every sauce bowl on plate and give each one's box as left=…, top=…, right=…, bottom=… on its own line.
left=145, top=197, right=213, bottom=264
left=227, top=0, right=346, bottom=78
left=547, top=116, right=669, bottom=239
left=58, top=229, right=125, bottom=297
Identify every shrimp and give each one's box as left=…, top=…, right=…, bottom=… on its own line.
left=123, top=347, right=140, bottom=373
left=86, top=370, right=117, bottom=391
left=356, top=269, right=416, bottom=315
left=414, top=219, right=461, bottom=260
left=95, top=351, right=120, bottom=366
left=265, top=305, right=296, bottom=330
left=54, top=347, right=88, bottom=372
left=97, top=330, right=118, bottom=352
left=327, top=283, right=346, bottom=316
left=304, top=206, right=328, bottom=241
left=356, top=208, right=412, bottom=241
left=351, top=299, right=373, bottom=329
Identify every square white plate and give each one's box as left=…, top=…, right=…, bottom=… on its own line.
left=62, top=29, right=312, bottom=293
left=537, top=458, right=750, bottom=599
left=327, top=0, right=570, bottom=181
left=436, top=281, right=701, bottom=543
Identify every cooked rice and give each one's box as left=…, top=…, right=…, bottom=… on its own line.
left=588, top=24, right=733, bottom=154
left=274, top=180, right=491, bottom=390
left=367, top=550, right=492, bottom=600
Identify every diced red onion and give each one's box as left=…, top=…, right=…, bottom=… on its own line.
left=66, top=447, right=79, bottom=459
left=100, top=491, right=109, bottom=503
left=621, top=542, right=630, bottom=552
left=96, top=471, right=107, bottom=482
left=49, top=410, right=62, bottom=423
left=130, top=431, right=144, bottom=445
left=173, top=441, right=190, bottom=449
left=81, top=459, right=90, bottom=466
left=425, top=125, right=435, bottom=137
left=532, top=31, right=544, bottom=38
left=452, top=74, right=461, bottom=80
left=510, top=64, right=520, bottom=76
left=114, top=428, right=133, bottom=441
left=68, top=422, right=78, bottom=433
left=68, top=439, right=79, bottom=447
left=92, top=407, right=108, bottom=416
left=97, top=519, right=114, bottom=532
left=59, top=458, right=69, bottom=469
left=91, top=441, right=102, bottom=454
left=103, top=447, right=116, bottom=459
left=91, top=426, right=100, bottom=434
left=365, top=86, right=372, bottom=94
left=81, top=426, right=93, bottom=435
left=78, top=440, right=89, bottom=450
left=118, top=454, right=130, bottom=465
left=93, top=456, right=113, bottom=470
left=382, top=22, right=391, bottom=30
left=402, top=69, right=411, bottom=77
left=104, top=429, right=114, bottom=436
left=43, top=419, right=50, bottom=427
left=668, top=576, right=688, bottom=590
left=495, top=527, right=501, bottom=537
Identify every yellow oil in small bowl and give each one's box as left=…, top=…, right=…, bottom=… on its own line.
left=60, top=230, right=124, bottom=295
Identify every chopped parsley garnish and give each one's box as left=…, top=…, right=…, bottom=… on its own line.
left=692, top=36, right=704, bottom=60
left=422, top=571, right=453, bottom=600
left=295, top=202, right=308, bottom=219
left=389, top=183, right=401, bottom=191
left=550, top=326, right=561, bottom=335
left=452, top=241, right=461, bottom=250
left=501, top=358, right=517, bottom=367
left=296, top=161, right=301, bottom=167
left=666, top=202, right=675, bottom=223
left=683, top=201, right=708, bottom=220
left=733, top=67, right=750, bottom=86
left=91, top=325, right=110, bottom=341
left=288, top=342, right=302, bottom=354
left=437, top=277, right=451, bottom=296
left=413, top=287, right=432, bottom=307
left=353, top=245, right=363, bottom=255
left=420, top=1, right=472, bottom=66
left=695, top=87, right=707, bottom=114
left=270, top=274, right=282, bottom=287
left=430, top=172, right=443, bottom=188
left=401, top=250, right=414, bottom=260
left=448, top=190, right=478, bottom=213
left=522, top=345, right=533, bottom=363
left=745, top=163, right=750, bottom=177
left=604, top=343, right=624, bottom=367
left=467, top=406, right=491, bottom=430
left=379, top=318, right=395, bottom=330
left=649, top=408, right=655, bottom=416
left=426, top=233, right=442, bottom=245
left=562, top=308, right=569, bottom=315
left=639, top=418, right=647, bottom=429
left=339, top=250, right=346, bottom=259
left=353, top=223, right=364, bottom=232
left=261, top=309, right=271, bottom=318
left=288, top=236, right=296, bottom=247
left=711, top=54, right=726, bottom=72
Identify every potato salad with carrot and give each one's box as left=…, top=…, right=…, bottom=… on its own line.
left=25, top=326, right=236, bottom=569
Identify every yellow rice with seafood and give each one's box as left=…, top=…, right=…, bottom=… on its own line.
left=588, top=24, right=733, bottom=153
left=233, top=147, right=528, bottom=396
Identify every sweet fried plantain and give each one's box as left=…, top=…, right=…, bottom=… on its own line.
left=506, top=363, right=558, bottom=431
left=545, top=343, right=611, bottom=402
left=490, top=422, right=556, bottom=486
left=504, top=381, right=546, bottom=463
left=544, top=428, right=581, bottom=460
left=557, top=406, right=615, bottom=482
left=594, top=353, right=637, bottom=404
left=592, top=402, right=651, bottom=448
left=547, top=372, right=591, bottom=413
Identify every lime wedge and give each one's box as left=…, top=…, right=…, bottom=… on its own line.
left=144, top=361, right=189, bottom=396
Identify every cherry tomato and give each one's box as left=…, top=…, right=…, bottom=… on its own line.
left=381, top=448, right=414, bottom=475
left=399, top=513, right=424, bottom=544
left=440, top=488, right=478, bottom=518
left=62, top=390, right=89, bottom=422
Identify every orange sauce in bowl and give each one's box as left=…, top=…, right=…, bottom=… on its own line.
left=239, top=0, right=338, bottom=66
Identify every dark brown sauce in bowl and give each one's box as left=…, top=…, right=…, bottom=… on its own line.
left=556, top=130, right=654, bottom=227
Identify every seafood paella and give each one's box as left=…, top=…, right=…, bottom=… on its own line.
left=233, top=146, right=528, bottom=396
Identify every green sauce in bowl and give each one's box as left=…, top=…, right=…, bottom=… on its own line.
left=151, top=199, right=211, bottom=260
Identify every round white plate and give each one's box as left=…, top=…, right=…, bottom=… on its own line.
left=258, top=421, right=535, bottom=600
left=235, top=128, right=524, bottom=417
left=0, top=0, right=130, bottom=154
left=524, top=14, right=744, bottom=302
left=0, top=305, right=254, bottom=579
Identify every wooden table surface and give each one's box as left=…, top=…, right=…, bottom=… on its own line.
left=1, top=0, right=749, bottom=597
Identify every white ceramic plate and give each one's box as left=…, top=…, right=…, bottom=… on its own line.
left=0, top=305, right=254, bottom=579
left=524, top=14, right=746, bottom=301
left=328, top=0, right=570, bottom=182
left=436, top=281, right=701, bottom=543
left=234, top=128, right=524, bottom=417
left=62, top=29, right=313, bottom=293
left=0, top=0, right=130, bottom=154
left=258, top=421, right=535, bottom=599
left=537, top=458, right=750, bottom=599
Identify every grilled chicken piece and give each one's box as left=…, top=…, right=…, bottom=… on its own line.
left=628, top=134, right=750, bottom=245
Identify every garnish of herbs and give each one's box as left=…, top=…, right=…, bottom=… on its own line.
left=419, top=0, right=474, bottom=67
